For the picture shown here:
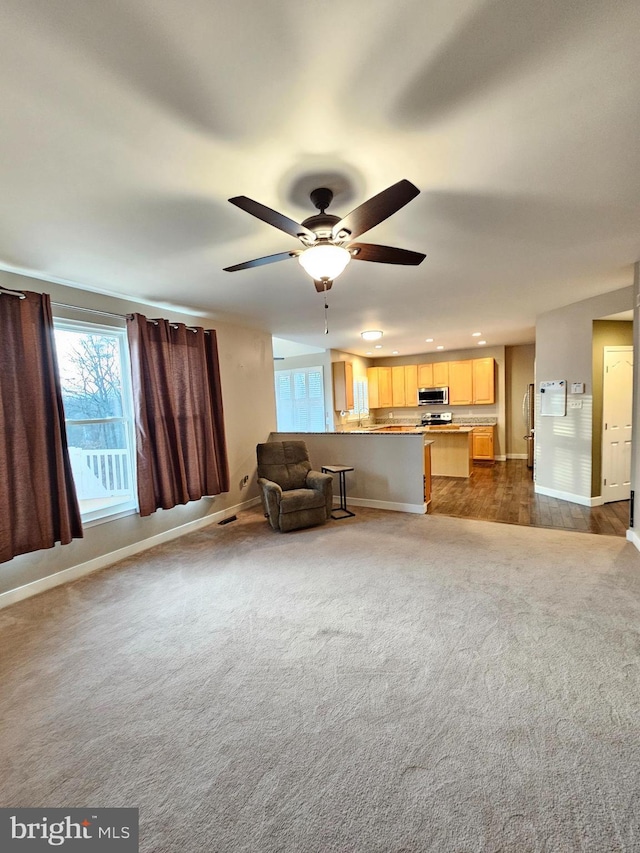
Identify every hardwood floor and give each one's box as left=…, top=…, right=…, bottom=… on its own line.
left=430, top=459, right=630, bottom=537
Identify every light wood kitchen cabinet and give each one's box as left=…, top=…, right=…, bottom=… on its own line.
left=378, top=356, right=494, bottom=408
left=367, top=366, right=392, bottom=408
left=417, top=363, right=433, bottom=387
left=433, top=361, right=449, bottom=386
left=332, top=361, right=354, bottom=411
left=418, top=361, right=449, bottom=388
left=472, top=357, right=495, bottom=404
left=472, top=426, right=495, bottom=461
left=448, top=360, right=473, bottom=405
left=404, top=364, right=418, bottom=407
left=392, top=365, right=406, bottom=406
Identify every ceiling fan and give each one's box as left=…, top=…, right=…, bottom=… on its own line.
left=223, top=179, right=426, bottom=292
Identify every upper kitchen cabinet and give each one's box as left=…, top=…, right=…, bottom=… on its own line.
left=332, top=361, right=354, bottom=411
left=448, top=357, right=495, bottom=405
left=392, top=366, right=406, bottom=406
left=472, top=357, right=495, bottom=405
left=391, top=364, right=419, bottom=407
left=369, top=356, right=494, bottom=408
left=448, top=360, right=473, bottom=405
left=417, top=363, right=433, bottom=387
left=367, top=366, right=392, bottom=408
left=404, top=364, right=418, bottom=407
left=433, top=362, right=449, bottom=387
left=417, top=361, right=449, bottom=388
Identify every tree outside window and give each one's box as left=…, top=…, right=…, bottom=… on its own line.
left=54, top=321, right=137, bottom=522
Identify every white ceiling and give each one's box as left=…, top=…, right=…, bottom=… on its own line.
left=1, top=0, right=639, bottom=358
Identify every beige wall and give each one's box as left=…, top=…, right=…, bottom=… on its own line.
left=535, top=285, right=633, bottom=503
left=0, top=269, right=276, bottom=598
left=505, top=344, right=535, bottom=457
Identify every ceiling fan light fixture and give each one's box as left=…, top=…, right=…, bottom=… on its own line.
left=361, top=330, right=383, bottom=341
left=298, top=244, right=351, bottom=281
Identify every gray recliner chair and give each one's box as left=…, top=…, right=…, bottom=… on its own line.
left=256, top=440, right=333, bottom=532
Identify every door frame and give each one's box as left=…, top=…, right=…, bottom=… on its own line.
left=601, top=345, right=633, bottom=503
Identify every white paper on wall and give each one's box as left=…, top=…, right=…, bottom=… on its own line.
left=540, top=380, right=567, bottom=416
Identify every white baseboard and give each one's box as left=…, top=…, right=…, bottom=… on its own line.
left=507, top=453, right=528, bottom=460
left=0, top=496, right=262, bottom=611
left=534, top=484, right=603, bottom=507
left=334, top=496, right=426, bottom=514
left=626, top=528, right=640, bottom=551
left=495, top=455, right=507, bottom=461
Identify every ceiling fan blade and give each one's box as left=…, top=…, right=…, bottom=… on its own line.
left=349, top=242, right=426, bottom=265
left=229, top=196, right=316, bottom=241
left=223, top=250, right=300, bottom=272
left=313, top=279, right=333, bottom=293
left=331, top=179, right=420, bottom=241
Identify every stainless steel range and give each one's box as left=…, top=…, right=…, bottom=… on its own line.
left=419, top=412, right=453, bottom=426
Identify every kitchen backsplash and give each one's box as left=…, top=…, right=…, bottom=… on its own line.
left=374, top=414, right=497, bottom=426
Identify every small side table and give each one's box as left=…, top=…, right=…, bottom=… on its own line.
left=321, top=465, right=355, bottom=519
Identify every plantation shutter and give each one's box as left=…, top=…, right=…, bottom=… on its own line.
left=274, top=366, right=325, bottom=432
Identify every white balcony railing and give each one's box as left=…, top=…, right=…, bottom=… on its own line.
left=68, top=447, right=132, bottom=499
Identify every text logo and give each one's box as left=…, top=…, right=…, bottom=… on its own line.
left=0, top=809, right=138, bottom=851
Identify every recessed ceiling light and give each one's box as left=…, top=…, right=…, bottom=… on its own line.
left=374, top=344, right=383, bottom=349
left=366, top=351, right=372, bottom=355
left=472, top=332, right=482, bottom=337
left=425, top=338, right=434, bottom=343
left=392, top=350, right=399, bottom=355
left=436, top=345, right=444, bottom=350
left=478, top=340, right=487, bottom=346
left=361, top=330, right=383, bottom=341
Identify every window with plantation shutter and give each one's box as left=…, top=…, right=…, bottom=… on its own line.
left=275, top=366, right=325, bottom=432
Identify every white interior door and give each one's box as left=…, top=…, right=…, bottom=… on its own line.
left=601, top=346, right=633, bottom=503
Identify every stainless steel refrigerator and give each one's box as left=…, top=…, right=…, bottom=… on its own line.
left=523, top=383, right=535, bottom=471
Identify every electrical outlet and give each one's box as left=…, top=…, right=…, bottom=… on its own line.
left=389, top=412, right=394, bottom=419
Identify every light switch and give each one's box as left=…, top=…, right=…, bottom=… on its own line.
left=568, top=400, right=582, bottom=409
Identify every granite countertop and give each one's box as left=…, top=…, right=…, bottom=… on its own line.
left=421, top=427, right=474, bottom=434
left=340, top=426, right=473, bottom=435
left=373, top=417, right=498, bottom=427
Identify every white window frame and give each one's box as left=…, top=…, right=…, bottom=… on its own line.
left=53, top=318, right=138, bottom=526
left=274, top=365, right=326, bottom=432
left=347, top=377, right=369, bottom=421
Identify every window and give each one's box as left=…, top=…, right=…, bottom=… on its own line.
left=53, top=320, right=137, bottom=523
left=350, top=378, right=369, bottom=419
left=274, top=366, right=325, bottom=431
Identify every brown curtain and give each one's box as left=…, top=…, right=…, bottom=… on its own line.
left=126, top=313, right=230, bottom=517
left=0, top=289, right=83, bottom=563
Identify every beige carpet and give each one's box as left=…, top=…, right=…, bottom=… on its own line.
left=1, top=508, right=639, bottom=852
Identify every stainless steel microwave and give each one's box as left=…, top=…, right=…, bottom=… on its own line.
left=418, top=386, right=449, bottom=405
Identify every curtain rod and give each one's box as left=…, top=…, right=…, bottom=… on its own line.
left=51, top=301, right=125, bottom=319
left=50, top=301, right=210, bottom=332
left=0, top=284, right=26, bottom=299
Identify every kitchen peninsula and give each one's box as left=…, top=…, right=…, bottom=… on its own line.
left=348, top=423, right=473, bottom=478
left=270, top=431, right=433, bottom=514
left=420, top=427, right=473, bottom=477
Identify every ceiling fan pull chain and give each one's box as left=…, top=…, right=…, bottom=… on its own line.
left=323, top=284, right=329, bottom=334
